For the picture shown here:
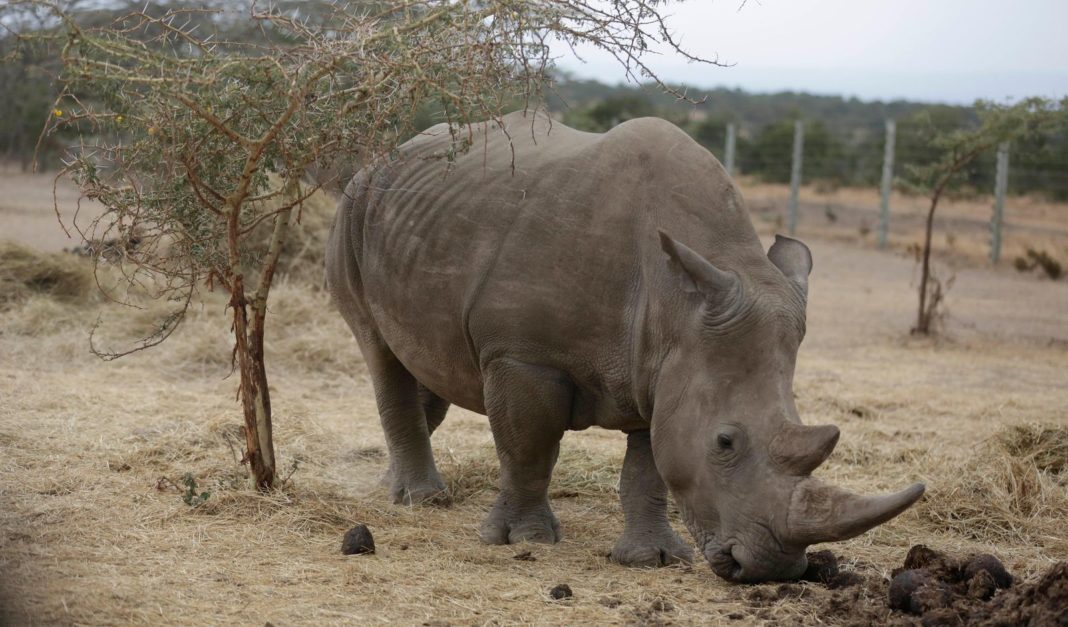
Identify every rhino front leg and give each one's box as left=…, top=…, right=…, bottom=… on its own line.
left=480, top=359, right=568, bottom=545
left=611, top=430, right=694, bottom=567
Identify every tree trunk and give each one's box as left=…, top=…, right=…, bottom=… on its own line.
left=231, top=274, right=276, bottom=490
left=915, top=184, right=946, bottom=335
left=227, top=206, right=290, bottom=491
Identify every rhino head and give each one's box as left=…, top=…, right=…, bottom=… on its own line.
left=651, top=231, right=924, bottom=582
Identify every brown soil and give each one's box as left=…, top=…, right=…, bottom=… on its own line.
left=741, top=177, right=1068, bottom=272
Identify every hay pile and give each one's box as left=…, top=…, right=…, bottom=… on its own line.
left=997, top=423, right=1068, bottom=475
left=919, top=424, right=1068, bottom=554
left=0, top=241, right=94, bottom=307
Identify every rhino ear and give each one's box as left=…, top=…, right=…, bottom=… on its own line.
left=658, top=230, right=739, bottom=300
left=768, top=234, right=812, bottom=297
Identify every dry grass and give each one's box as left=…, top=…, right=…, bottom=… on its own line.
left=918, top=425, right=1068, bottom=554
left=2, top=178, right=1068, bottom=624
left=0, top=241, right=94, bottom=307
left=997, top=424, right=1068, bottom=475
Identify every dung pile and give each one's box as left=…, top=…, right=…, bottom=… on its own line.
left=886, top=544, right=1066, bottom=625
left=799, top=545, right=1068, bottom=626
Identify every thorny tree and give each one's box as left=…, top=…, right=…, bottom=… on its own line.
left=4, top=0, right=719, bottom=489
left=902, top=98, right=1057, bottom=335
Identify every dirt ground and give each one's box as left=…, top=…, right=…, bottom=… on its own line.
left=742, top=178, right=1068, bottom=272
left=0, top=171, right=1066, bottom=625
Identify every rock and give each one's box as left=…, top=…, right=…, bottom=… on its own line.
left=549, top=583, right=573, bottom=600
left=963, top=553, right=1013, bottom=589
left=341, top=524, right=375, bottom=555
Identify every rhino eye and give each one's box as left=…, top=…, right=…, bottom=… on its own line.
left=717, top=433, right=734, bottom=450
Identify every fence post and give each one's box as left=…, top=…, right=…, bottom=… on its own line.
left=877, top=119, right=896, bottom=249
left=724, top=123, right=737, bottom=177
left=787, top=120, right=804, bottom=235
left=990, top=141, right=1009, bottom=264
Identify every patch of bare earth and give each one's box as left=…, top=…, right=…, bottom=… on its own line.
left=1, top=173, right=1066, bottom=624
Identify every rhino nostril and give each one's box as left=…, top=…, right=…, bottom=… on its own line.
left=708, top=544, right=744, bottom=581
left=727, top=547, right=744, bottom=580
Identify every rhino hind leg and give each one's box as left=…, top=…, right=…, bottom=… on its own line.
left=363, top=338, right=449, bottom=506
left=380, top=384, right=451, bottom=493
left=418, top=383, right=450, bottom=436
left=611, top=430, right=694, bottom=567
left=479, top=358, right=569, bottom=545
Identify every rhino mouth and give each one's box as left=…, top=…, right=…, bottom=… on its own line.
left=707, top=543, right=744, bottom=581
left=702, top=538, right=809, bottom=583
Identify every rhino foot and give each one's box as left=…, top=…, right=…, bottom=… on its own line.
left=388, top=473, right=450, bottom=506
left=480, top=498, right=561, bottom=545
left=611, top=530, right=694, bottom=568
left=378, top=456, right=450, bottom=506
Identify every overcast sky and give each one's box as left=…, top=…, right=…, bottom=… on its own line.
left=552, top=0, right=1068, bottom=104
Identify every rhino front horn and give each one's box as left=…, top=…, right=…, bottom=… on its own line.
left=785, top=479, right=926, bottom=546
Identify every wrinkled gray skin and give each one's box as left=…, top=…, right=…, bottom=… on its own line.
left=325, top=111, right=925, bottom=582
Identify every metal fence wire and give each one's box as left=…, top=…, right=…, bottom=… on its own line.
left=712, top=119, right=1068, bottom=266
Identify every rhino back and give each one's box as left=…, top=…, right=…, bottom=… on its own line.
left=338, top=111, right=762, bottom=425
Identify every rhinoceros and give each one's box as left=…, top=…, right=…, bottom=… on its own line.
left=325, top=110, right=924, bottom=582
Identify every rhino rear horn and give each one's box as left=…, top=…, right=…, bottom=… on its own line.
left=768, top=234, right=812, bottom=297
left=785, top=479, right=926, bottom=546
left=658, top=230, right=739, bottom=301
left=770, top=422, right=840, bottom=476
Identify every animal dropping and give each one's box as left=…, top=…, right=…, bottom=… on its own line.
left=963, top=553, right=1013, bottom=589
left=549, top=584, right=573, bottom=600
left=341, top=524, right=375, bottom=555
left=326, top=111, right=925, bottom=583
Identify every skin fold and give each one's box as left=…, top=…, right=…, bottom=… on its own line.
left=325, top=111, right=924, bottom=582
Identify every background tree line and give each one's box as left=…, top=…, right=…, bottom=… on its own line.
left=547, top=78, right=1068, bottom=200
left=4, top=2, right=1067, bottom=201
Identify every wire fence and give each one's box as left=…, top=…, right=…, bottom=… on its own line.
left=712, top=118, right=1068, bottom=269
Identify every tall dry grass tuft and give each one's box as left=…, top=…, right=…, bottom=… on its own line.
left=996, top=423, right=1068, bottom=475
left=919, top=423, right=1068, bottom=553
left=0, top=241, right=94, bottom=307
